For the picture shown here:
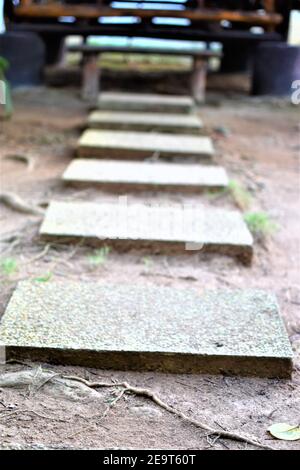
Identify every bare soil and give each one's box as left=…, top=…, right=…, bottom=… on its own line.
left=0, top=74, right=299, bottom=450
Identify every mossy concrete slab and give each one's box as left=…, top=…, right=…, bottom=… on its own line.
left=40, top=201, right=253, bottom=264
left=0, top=281, right=293, bottom=377
left=88, top=111, right=203, bottom=134
left=97, top=92, right=194, bottom=113
left=63, top=159, right=229, bottom=192
left=78, top=130, right=214, bottom=160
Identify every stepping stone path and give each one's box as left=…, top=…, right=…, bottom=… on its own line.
left=78, top=129, right=214, bottom=160
left=88, top=111, right=203, bottom=134
left=40, top=201, right=253, bottom=264
left=98, top=92, right=194, bottom=113
left=0, top=91, right=292, bottom=376
left=0, top=281, right=292, bottom=377
left=63, top=159, right=229, bottom=192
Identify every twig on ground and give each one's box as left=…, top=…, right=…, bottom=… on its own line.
left=219, top=440, right=230, bottom=450
left=207, top=434, right=221, bottom=447
left=34, top=372, right=61, bottom=395
left=265, top=408, right=278, bottom=419
left=4, top=154, right=35, bottom=171
left=0, top=408, right=62, bottom=422
left=99, top=388, right=126, bottom=423
left=175, top=380, right=196, bottom=389
left=214, top=420, right=227, bottom=431
left=141, top=271, right=197, bottom=282
left=61, top=375, right=275, bottom=450
left=27, top=366, right=42, bottom=396
left=0, top=192, right=44, bottom=216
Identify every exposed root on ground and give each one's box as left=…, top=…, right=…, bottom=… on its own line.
left=0, top=192, right=44, bottom=216
left=0, top=369, right=99, bottom=402
left=23, top=244, right=51, bottom=265
left=62, top=374, right=275, bottom=450
left=0, top=368, right=275, bottom=449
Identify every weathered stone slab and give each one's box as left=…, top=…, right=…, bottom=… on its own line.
left=88, top=111, right=203, bottom=134
left=98, top=92, right=194, bottom=114
left=63, top=159, right=229, bottom=192
left=0, top=281, right=292, bottom=377
left=78, top=130, right=214, bottom=160
left=40, top=201, right=253, bottom=264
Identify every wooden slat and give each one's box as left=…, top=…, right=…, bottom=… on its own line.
left=14, top=5, right=282, bottom=26
left=8, top=22, right=283, bottom=42
left=68, top=44, right=222, bottom=57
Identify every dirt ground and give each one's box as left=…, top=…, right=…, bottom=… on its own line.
left=0, top=71, right=299, bottom=450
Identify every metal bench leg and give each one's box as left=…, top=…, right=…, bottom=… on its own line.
left=82, top=53, right=100, bottom=103
left=191, top=57, right=207, bottom=104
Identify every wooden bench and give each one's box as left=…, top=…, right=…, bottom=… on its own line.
left=14, top=2, right=282, bottom=30
left=68, top=43, right=222, bottom=104
left=11, top=2, right=284, bottom=69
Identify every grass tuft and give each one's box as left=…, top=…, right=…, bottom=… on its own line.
left=228, top=180, right=252, bottom=211
left=34, top=272, right=53, bottom=283
left=0, top=258, right=18, bottom=276
left=205, top=180, right=252, bottom=211
left=244, top=212, right=279, bottom=239
left=87, top=246, right=111, bottom=267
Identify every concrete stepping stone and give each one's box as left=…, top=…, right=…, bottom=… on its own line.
left=98, top=92, right=194, bottom=114
left=40, top=201, right=253, bottom=264
left=78, top=130, right=214, bottom=160
left=0, top=281, right=292, bottom=377
left=63, top=159, right=229, bottom=192
left=88, top=111, right=203, bottom=134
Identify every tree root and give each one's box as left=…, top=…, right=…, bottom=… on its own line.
left=23, top=244, right=51, bottom=265
left=62, top=375, right=275, bottom=450
left=0, top=369, right=99, bottom=402
left=0, top=192, right=44, bottom=216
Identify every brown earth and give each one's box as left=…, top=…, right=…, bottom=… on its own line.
left=0, top=73, right=299, bottom=450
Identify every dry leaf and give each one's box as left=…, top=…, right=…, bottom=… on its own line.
left=268, top=423, right=300, bottom=441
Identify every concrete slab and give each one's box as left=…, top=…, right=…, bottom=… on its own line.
left=40, top=201, right=253, bottom=264
left=63, top=159, right=229, bottom=192
left=0, top=281, right=292, bottom=377
left=98, top=92, right=194, bottom=113
left=77, top=130, right=214, bottom=160
left=88, top=111, right=203, bottom=134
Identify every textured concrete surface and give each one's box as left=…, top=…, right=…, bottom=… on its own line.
left=40, top=201, right=253, bottom=263
left=0, top=281, right=293, bottom=377
left=78, top=130, right=214, bottom=160
left=97, top=92, right=194, bottom=113
left=88, top=111, right=203, bottom=134
left=63, top=159, right=229, bottom=192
